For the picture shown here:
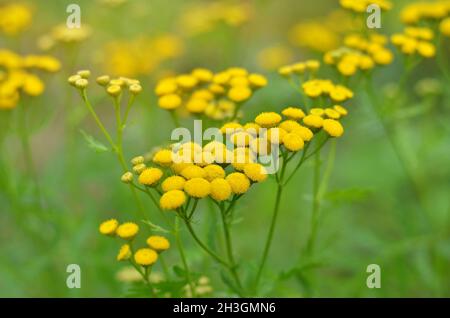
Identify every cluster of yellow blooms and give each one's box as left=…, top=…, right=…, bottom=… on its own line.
left=0, top=49, right=61, bottom=110
left=339, top=0, right=392, bottom=13
left=101, top=35, right=184, bottom=77
left=179, top=2, right=250, bottom=36
left=302, top=79, right=354, bottom=102
left=401, top=0, right=450, bottom=25
left=156, top=67, right=267, bottom=121
left=257, top=45, right=294, bottom=71
left=324, top=34, right=394, bottom=77
left=391, top=27, right=436, bottom=58
left=37, top=24, right=92, bottom=51
left=68, top=71, right=142, bottom=96
left=99, top=218, right=170, bottom=267
left=278, top=60, right=321, bottom=78
left=0, top=3, right=32, bottom=36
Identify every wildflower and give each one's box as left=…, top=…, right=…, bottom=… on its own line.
left=117, top=244, right=131, bottom=261
left=303, top=114, right=323, bottom=128
left=146, top=236, right=170, bottom=252
left=417, top=42, right=436, bottom=58
left=203, top=164, right=226, bottom=182
left=192, top=68, right=213, bottom=82
left=305, top=59, right=320, bottom=71
left=158, top=94, right=182, bottom=110
left=152, top=149, right=173, bottom=167
left=107, top=84, right=121, bottom=96
left=134, top=248, right=158, bottom=266
left=310, top=108, right=325, bottom=117
left=441, top=18, right=450, bottom=37
left=23, top=75, right=45, bottom=96
left=278, top=66, right=293, bottom=77
left=121, top=172, right=134, bottom=183
left=281, top=107, right=305, bottom=120
left=96, top=75, right=110, bottom=86
left=75, top=78, right=88, bottom=90
left=334, top=105, right=348, bottom=116
left=209, top=178, right=232, bottom=201
left=228, top=86, right=252, bottom=103
left=162, top=176, right=186, bottom=192
left=265, top=127, right=287, bottom=144
left=0, top=4, right=32, bottom=35
left=99, top=219, right=119, bottom=236
left=220, top=122, right=243, bottom=134
left=282, top=133, right=305, bottom=152
left=248, top=73, right=268, bottom=88
left=155, top=79, right=177, bottom=96
left=323, top=119, right=344, bottom=137
left=184, top=178, right=211, bottom=198
left=138, top=168, right=163, bottom=186
left=186, top=98, right=209, bottom=113
left=116, top=222, right=139, bottom=240
left=77, top=70, right=91, bottom=79
left=291, top=126, right=314, bottom=142
left=231, top=131, right=252, bottom=147
left=226, top=172, right=250, bottom=194
left=180, top=165, right=206, bottom=179
left=129, top=83, right=142, bottom=94
left=324, top=108, right=341, bottom=119
left=160, top=190, right=187, bottom=210
left=177, top=75, right=198, bottom=89
left=133, top=163, right=147, bottom=174
left=279, top=120, right=302, bottom=132
left=255, top=112, right=282, bottom=128
left=243, top=163, right=268, bottom=182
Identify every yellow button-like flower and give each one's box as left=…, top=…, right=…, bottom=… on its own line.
left=303, top=114, right=323, bottom=128
left=23, top=74, right=45, bottom=96
left=155, top=78, right=177, bottom=96
left=324, top=108, right=341, bottom=119
left=146, top=236, right=170, bottom=252
left=160, top=190, right=186, bottom=210
left=417, top=41, right=436, bottom=58
left=180, top=165, right=206, bottom=179
left=372, top=48, right=393, bottom=65
left=134, top=248, right=158, bottom=266
left=255, top=112, right=282, bottom=128
left=291, top=126, right=313, bottom=142
left=231, top=131, right=252, bottom=147
left=186, top=98, right=209, bottom=113
left=116, top=222, right=139, bottom=240
left=220, top=122, right=243, bottom=134
left=117, top=244, right=131, bottom=261
left=279, top=120, right=302, bottom=132
left=203, top=164, right=226, bottom=182
left=152, top=149, right=173, bottom=167
left=158, top=94, right=182, bottom=110
left=248, top=73, right=268, bottom=88
left=243, top=163, right=268, bottom=182
left=265, top=127, right=287, bottom=145
left=226, top=172, right=250, bottom=194
left=440, top=18, right=450, bottom=37
left=329, top=85, right=353, bottom=102
left=283, top=133, right=305, bottom=152
left=323, top=119, right=344, bottom=137
left=184, top=177, right=211, bottom=198
left=210, top=178, right=232, bottom=201
left=281, top=107, right=305, bottom=120
left=99, top=219, right=119, bottom=236
left=161, top=176, right=186, bottom=192
left=176, top=75, right=198, bottom=89
left=138, top=168, right=163, bottom=186
left=228, top=86, right=252, bottom=103
left=192, top=68, right=213, bottom=82
left=333, top=105, right=348, bottom=116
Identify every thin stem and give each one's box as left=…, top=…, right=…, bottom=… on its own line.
left=174, top=217, right=196, bottom=297
left=169, top=110, right=181, bottom=128
left=306, top=150, right=322, bottom=254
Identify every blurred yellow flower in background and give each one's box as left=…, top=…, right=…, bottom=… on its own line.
left=0, top=3, right=32, bottom=36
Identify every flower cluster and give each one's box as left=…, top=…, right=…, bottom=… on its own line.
left=0, top=49, right=61, bottom=110
left=324, top=33, right=394, bottom=76
left=400, top=0, right=450, bottom=25
left=391, top=27, right=436, bottom=58
left=339, top=0, right=392, bottom=13
left=99, top=218, right=170, bottom=267
left=0, top=3, right=32, bottom=36
left=278, top=59, right=321, bottom=77
left=156, top=67, right=267, bottom=121
left=302, top=79, right=354, bottom=102
left=37, top=24, right=92, bottom=51
left=68, top=71, right=142, bottom=96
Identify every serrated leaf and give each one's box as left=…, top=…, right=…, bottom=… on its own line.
left=79, top=129, right=110, bottom=153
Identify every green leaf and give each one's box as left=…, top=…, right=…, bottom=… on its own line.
left=79, top=129, right=110, bottom=153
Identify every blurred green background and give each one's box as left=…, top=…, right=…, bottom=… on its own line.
left=0, top=0, right=449, bottom=297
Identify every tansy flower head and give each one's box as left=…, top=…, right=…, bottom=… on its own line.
left=96, top=75, right=110, bottom=86
left=138, top=168, right=163, bottom=186
left=146, top=236, right=170, bottom=252
left=279, top=120, right=302, bottom=132
left=133, top=163, right=147, bottom=174
left=303, top=114, right=324, bottom=128
left=226, top=172, right=250, bottom=194
left=117, top=244, right=131, bottom=261
left=152, top=149, right=173, bottom=167
left=160, top=190, right=186, bottom=210
left=323, top=119, right=344, bottom=137
left=333, top=105, right=348, bottom=116
left=107, top=84, right=121, bottom=96
left=134, top=248, right=158, bottom=266
left=283, top=133, right=305, bottom=152
left=162, top=176, right=186, bottom=192
left=99, top=219, right=119, bottom=236
left=179, top=164, right=206, bottom=179
left=210, top=178, right=232, bottom=201
left=282, top=107, right=305, bottom=120
left=228, top=86, right=252, bottom=103
left=116, top=222, right=139, bottom=240
left=203, top=164, right=226, bottom=182
left=291, top=126, right=314, bottom=142
left=243, top=163, right=268, bottom=182
left=248, top=73, right=268, bottom=88
left=255, top=112, right=282, bottom=128
left=131, top=155, right=145, bottom=165
left=158, top=94, right=182, bottom=110
left=220, top=122, right=243, bottom=134
left=184, top=177, right=211, bottom=198
left=186, top=98, right=209, bottom=113
left=121, top=171, right=133, bottom=184
left=192, top=68, right=213, bottom=82
left=324, top=108, right=341, bottom=119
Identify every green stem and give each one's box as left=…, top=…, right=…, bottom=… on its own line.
left=174, top=217, right=196, bottom=297
left=306, top=150, right=322, bottom=254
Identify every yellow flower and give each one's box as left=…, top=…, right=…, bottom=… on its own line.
left=210, top=178, right=232, bottom=201
left=158, top=94, right=182, bottom=110
left=116, top=222, right=139, bottom=240
left=248, top=73, right=268, bottom=88
left=329, top=85, right=353, bottom=102
left=121, top=172, right=134, bottom=183
left=117, top=244, right=131, bottom=261
left=249, top=138, right=271, bottom=155
left=160, top=190, right=186, bottom=210
left=155, top=78, right=177, bottom=96
left=23, top=74, right=44, bottom=96
left=324, top=108, right=341, bottom=119
left=220, top=122, right=243, bottom=134
left=133, top=163, right=147, bottom=174
left=99, top=219, right=119, bottom=236
left=146, top=236, right=170, bottom=252
left=281, top=107, right=305, bottom=120
left=323, top=119, right=344, bottom=137
left=303, top=114, right=323, bottom=128
left=203, top=164, right=225, bottom=181
left=180, top=165, right=206, bottom=179
left=310, top=108, right=325, bottom=117
left=417, top=42, right=436, bottom=58
left=291, top=126, right=314, bottom=142
left=337, top=61, right=357, bottom=76
left=192, top=68, right=213, bottom=82
left=278, top=66, right=293, bottom=77
left=138, top=168, right=163, bottom=186
left=334, top=105, right=348, bottom=116
left=186, top=98, right=209, bottom=113
left=162, top=176, right=186, bottom=192
left=134, top=248, right=158, bottom=266
left=305, top=59, right=320, bottom=71
left=255, top=112, right=282, bottom=128
left=152, top=149, right=173, bottom=166
left=0, top=4, right=32, bottom=36
left=283, top=133, right=305, bottom=152
left=279, top=120, right=302, bottom=132
left=228, top=86, right=252, bottom=103
left=184, top=177, right=211, bottom=198
left=231, top=131, right=252, bottom=147
left=440, top=18, right=450, bottom=37
left=176, top=75, right=198, bottom=89
left=372, top=48, right=393, bottom=65
left=265, top=127, right=287, bottom=145
left=226, top=172, right=250, bottom=194
left=107, top=84, right=121, bottom=96
left=243, top=163, right=267, bottom=182
left=96, top=75, right=110, bottom=86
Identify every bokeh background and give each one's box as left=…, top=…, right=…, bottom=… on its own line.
left=0, top=0, right=449, bottom=297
